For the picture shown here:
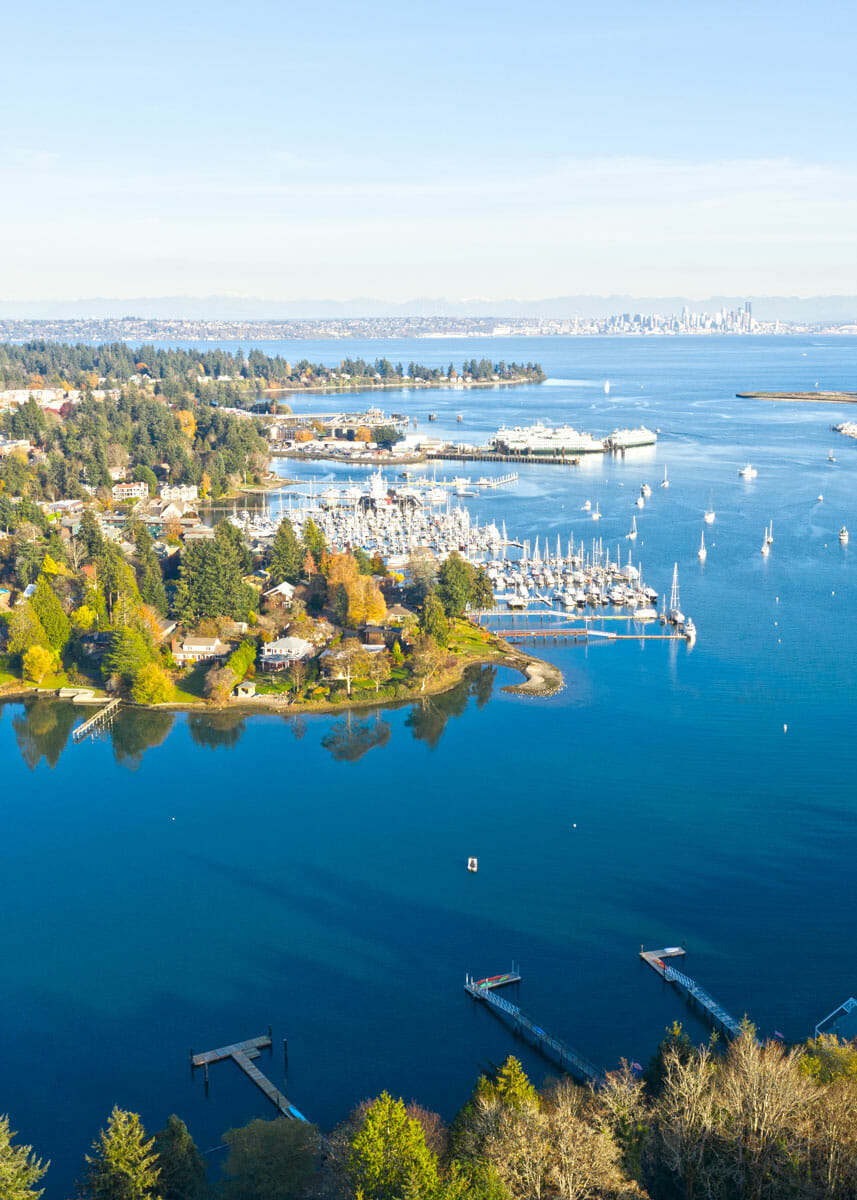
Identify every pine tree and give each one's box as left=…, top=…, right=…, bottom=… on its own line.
left=81, top=1107, right=161, bottom=1200
left=348, top=1093, right=439, bottom=1200
left=152, top=1116, right=209, bottom=1200
left=0, top=1114, right=49, bottom=1200
left=31, top=575, right=71, bottom=653
left=269, top=518, right=302, bottom=585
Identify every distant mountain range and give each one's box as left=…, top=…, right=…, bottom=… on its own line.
left=1, top=295, right=856, bottom=322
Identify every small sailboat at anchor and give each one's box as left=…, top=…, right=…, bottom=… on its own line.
left=698, top=530, right=707, bottom=562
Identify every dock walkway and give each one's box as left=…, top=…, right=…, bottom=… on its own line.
left=641, top=947, right=744, bottom=1038
left=192, top=1034, right=306, bottom=1120
left=466, top=970, right=603, bottom=1086
left=72, top=698, right=121, bottom=743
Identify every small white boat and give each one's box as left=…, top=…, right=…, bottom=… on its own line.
left=467, top=857, right=478, bottom=872
left=704, top=492, right=715, bottom=524
left=660, top=466, right=669, bottom=489
left=583, top=499, right=592, bottom=512
left=698, top=531, right=707, bottom=562
left=828, top=449, right=836, bottom=463
left=641, top=483, right=652, bottom=498
left=766, top=522, right=774, bottom=545
left=604, top=380, right=611, bottom=394
left=761, top=525, right=770, bottom=556
left=684, top=617, right=697, bottom=644
left=817, top=494, right=824, bottom=502
left=633, top=605, right=658, bottom=621
left=627, top=516, right=638, bottom=541
left=636, top=495, right=645, bottom=509
left=739, top=463, right=758, bottom=479
left=840, top=526, right=849, bottom=544
left=591, top=502, right=601, bottom=521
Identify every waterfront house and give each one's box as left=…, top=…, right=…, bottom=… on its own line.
left=159, top=483, right=198, bottom=502
left=171, top=636, right=228, bottom=665
left=263, top=579, right=295, bottom=602
left=259, top=636, right=314, bottom=671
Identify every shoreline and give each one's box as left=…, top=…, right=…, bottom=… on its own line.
left=0, top=639, right=563, bottom=720
left=737, top=390, right=857, bottom=404
left=263, top=375, right=542, bottom=397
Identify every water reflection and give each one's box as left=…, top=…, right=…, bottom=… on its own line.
left=12, top=699, right=79, bottom=769
left=110, top=708, right=175, bottom=768
left=321, top=710, right=392, bottom=762
left=187, top=710, right=246, bottom=750
left=3, top=665, right=498, bottom=771
left=405, top=665, right=496, bottom=749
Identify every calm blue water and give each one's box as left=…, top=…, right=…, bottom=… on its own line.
left=3, top=336, right=857, bottom=1195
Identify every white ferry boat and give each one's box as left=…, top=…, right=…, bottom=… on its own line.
left=492, top=422, right=606, bottom=456
left=606, top=426, right=658, bottom=450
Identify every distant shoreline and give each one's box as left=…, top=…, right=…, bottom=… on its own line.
left=737, top=391, right=857, bottom=404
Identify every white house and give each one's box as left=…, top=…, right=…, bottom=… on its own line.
left=263, top=580, right=295, bottom=602
left=159, top=483, right=199, bottom=502
left=260, top=636, right=313, bottom=671
left=112, top=481, right=149, bottom=502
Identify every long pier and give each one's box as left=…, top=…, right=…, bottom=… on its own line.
left=492, top=628, right=684, bottom=643
left=426, top=451, right=581, bottom=466
left=72, top=698, right=121, bottom=744
left=465, top=969, right=604, bottom=1086
left=191, top=1033, right=306, bottom=1120
left=641, top=947, right=744, bottom=1038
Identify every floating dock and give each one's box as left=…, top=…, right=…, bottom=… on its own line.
left=465, top=968, right=603, bottom=1086
left=641, top=946, right=744, bottom=1038
left=191, top=1033, right=306, bottom=1120
left=72, top=698, right=121, bottom=744
left=426, top=451, right=581, bottom=466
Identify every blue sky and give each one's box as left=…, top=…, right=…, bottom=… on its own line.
left=4, top=0, right=856, bottom=302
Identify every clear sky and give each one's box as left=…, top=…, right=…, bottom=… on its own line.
left=4, top=0, right=856, bottom=303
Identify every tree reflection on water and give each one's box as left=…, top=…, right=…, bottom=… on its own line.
left=405, top=665, right=496, bottom=749
left=12, top=699, right=80, bottom=769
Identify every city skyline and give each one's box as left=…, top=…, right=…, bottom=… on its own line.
left=3, top=1, right=856, bottom=301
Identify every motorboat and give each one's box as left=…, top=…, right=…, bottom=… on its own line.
left=467, top=857, right=478, bottom=872
left=840, top=526, right=849, bottom=544
left=636, top=495, right=645, bottom=509
left=739, top=464, right=758, bottom=479
left=641, top=483, right=652, bottom=498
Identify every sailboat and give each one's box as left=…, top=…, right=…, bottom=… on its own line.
left=591, top=502, right=601, bottom=521
left=766, top=521, right=774, bottom=546
left=604, top=380, right=611, bottom=394
left=627, top=515, right=638, bottom=541
left=704, top=493, right=715, bottom=524
left=698, top=531, right=707, bottom=562
left=828, top=449, right=836, bottom=463
left=660, top=466, right=669, bottom=489
left=641, top=482, right=652, bottom=498
left=636, top=494, right=645, bottom=509
left=669, top=563, right=685, bottom=624
left=761, top=525, right=770, bottom=556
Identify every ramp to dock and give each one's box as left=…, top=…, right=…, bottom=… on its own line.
left=192, top=1034, right=306, bottom=1120
left=72, top=698, right=121, bottom=743
left=641, top=947, right=744, bottom=1038
left=466, top=970, right=603, bottom=1086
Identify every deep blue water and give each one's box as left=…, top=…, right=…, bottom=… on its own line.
left=3, top=335, right=857, bottom=1195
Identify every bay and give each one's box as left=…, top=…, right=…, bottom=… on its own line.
left=3, top=335, right=857, bottom=1196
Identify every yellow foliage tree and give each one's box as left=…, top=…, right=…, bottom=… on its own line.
left=354, top=426, right=372, bottom=443
left=23, top=644, right=56, bottom=683
left=200, top=471, right=211, bottom=498
left=326, top=553, right=359, bottom=589
left=177, top=410, right=197, bottom=441
left=346, top=577, right=386, bottom=625
left=71, top=604, right=98, bottom=632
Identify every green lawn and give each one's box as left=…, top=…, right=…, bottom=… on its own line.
left=168, top=663, right=208, bottom=703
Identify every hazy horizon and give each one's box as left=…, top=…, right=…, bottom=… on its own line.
left=3, top=1, right=856, bottom=303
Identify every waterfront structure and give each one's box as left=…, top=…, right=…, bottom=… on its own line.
left=492, top=423, right=606, bottom=456
left=260, top=636, right=314, bottom=670
left=605, top=426, right=657, bottom=450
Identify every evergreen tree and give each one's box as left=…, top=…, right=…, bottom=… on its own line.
left=80, top=1107, right=161, bottom=1200
left=133, top=525, right=168, bottom=615
left=268, top=518, right=302, bottom=585
left=436, top=552, right=475, bottom=619
left=348, top=1093, right=439, bottom=1200
left=79, top=509, right=104, bottom=560
left=419, top=591, right=448, bottom=647
left=152, top=1116, right=209, bottom=1200
left=31, top=575, right=71, bottom=653
left=0, top=1113, right=49, bottom=1200
left=302, top=518, right=325, bottom=562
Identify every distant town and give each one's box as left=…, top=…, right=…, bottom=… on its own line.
left=2, top=303, right=856, bottom=343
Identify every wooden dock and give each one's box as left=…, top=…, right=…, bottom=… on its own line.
left=491, top=628, right=684, bottom=644
left=426, top=451, right=581, bottom=467
left=72, top=698, right=121, bottom=744
left=465, top=969, right=603, bottom=1086
left=191, top=1034, right=306, bottom=1120
left=641, top=947, right=744, bottom=1038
